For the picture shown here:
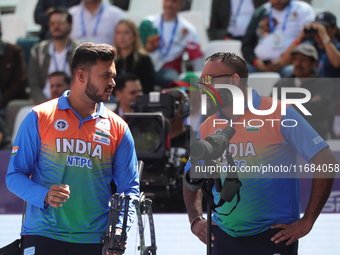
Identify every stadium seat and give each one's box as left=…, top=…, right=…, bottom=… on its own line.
left=321, top=2, right=340, bottom=27
left=11, top=105, right=33, bottom=143
left=14, top=0, right=40, bottom=33
left=248, top=72, right=281, bottom=97
left=0, top=14, right=26, bottom=44
left=125, top=12, right=143, bottom=27
left=190, top=0, right=212, bottom=28
left=0, top=0, right=18, bottom=13
left=128, top=0, right=163, bottom=18
left=16, top=37, right=39, bottom=69
left=204, top=40, right=242, bottom=60
left=311, top=0, right=332, bottom=10
left=178, top=11, right=209, bottom=52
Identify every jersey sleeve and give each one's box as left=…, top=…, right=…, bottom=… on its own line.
left=6, top=110, right=49, bottom=209
left=112, top=125, right=139, bottom=231
left=280, top=105, right=328, bottom=163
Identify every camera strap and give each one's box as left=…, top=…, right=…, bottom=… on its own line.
left=201, top=151, right=242, bottom=216
left=201, top=178, right=241, bottom=216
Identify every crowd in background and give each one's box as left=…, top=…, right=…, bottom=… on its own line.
left=0, top=0, right=340, bottom=151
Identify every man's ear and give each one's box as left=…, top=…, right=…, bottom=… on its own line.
left=76, top=69, right=87, bottom=83
left=230, top=73, right=241, bottom=87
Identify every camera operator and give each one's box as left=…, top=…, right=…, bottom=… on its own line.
left=113, top=73, right=143, bottom=117
left=159, top=88, right=194, bottom=212
left=281, top=11, right=340, bottom=97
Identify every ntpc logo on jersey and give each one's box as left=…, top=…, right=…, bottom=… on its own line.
left=200, top=85, right=311, bottom=128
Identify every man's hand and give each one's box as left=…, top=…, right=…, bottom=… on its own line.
left=45, top=184, right=70, bottom=207
left=145, top=34, right=160, bottom=52
left=191, top=219, right=216, bottom=246
left=254, top=59, right=273, bottom=72
left=270, top=217, right=314, bottom=246
left=311, top=22, right=329, bottom=41
left=267, top=58, right=283, bottom=72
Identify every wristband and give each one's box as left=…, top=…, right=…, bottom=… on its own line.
left=293, top=40, right=300, bottom=46
left=253, top=58, right=259, bottom=67
left=323, top=38, right=331, bottom=45
left=190, top=216, right=205, bottom=232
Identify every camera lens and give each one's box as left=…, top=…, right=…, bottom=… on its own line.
left=129, top=119, right=161, bottom=152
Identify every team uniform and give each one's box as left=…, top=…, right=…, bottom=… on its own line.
left=139, top=14, right=203, bottom=73
left=6, top=91, right=139, bottom=244
left=186, top=90, right=328, bottom=254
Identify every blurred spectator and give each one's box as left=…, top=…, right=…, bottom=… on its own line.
left=139, top=0, right=204, bottom=88
left=281, top=11, right=340, bottom=97
left=242, top=0, right=314, bottom=77
left=113, top=73, right=143, bottom=116
left=29, top=9, right=78, bottom=105
left=273, top=43, right=333, bottom=139
left=169, top=71, right=202, bottom=132
left=114, top=20, right=155, bottom=94
left=208, top=0, right=267, bottom=41
left=333, top=95, right=340, bottom=139
left=69, top=0, right=125, bottom=45
left=0, top=21, right=28, bottom=117
left=160, top=87, right=193, bottom=212
left=49, top=71, right=71, bottom=99
left=34, top=0, right=81, bottom=41
left=0, top=116, right=11, bottom=150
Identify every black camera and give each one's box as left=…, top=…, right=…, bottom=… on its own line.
left=304, top=27, right=317, bottom=34
left=124, top=92, right=174, bottom=171
left=123, top=92, right=185, bottom=211
left=191, top=126, right=235, bottom=160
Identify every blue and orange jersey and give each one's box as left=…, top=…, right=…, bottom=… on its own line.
left=186, top=90, right=328, bottom=237
left=6, top=91, right=139, bottom=243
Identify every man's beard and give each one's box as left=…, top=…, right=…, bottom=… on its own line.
left=85, top=78, right=110, bottom=103
left=52, top=29, right=70, bottom=40
left=206, top=89, right=233, bottom=116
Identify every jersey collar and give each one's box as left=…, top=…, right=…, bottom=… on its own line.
left=57, top=90, right=109, bottom=118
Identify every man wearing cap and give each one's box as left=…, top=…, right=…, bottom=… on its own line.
left=274, top=43, right=333, bottom=139
left=282, top=11, right=340, bottom=96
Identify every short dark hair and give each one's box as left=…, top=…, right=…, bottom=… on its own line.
left=49, top=71, right=71, bottom=85
left=71, top=42, right=117, bottom=77
left=206, top=52, right=249, bottom=83
left=48, top=8, right=72, bottom=24
left=114, top=73, right=140, bottom=92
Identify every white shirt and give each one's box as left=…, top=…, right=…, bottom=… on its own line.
left=227, top=0, right=255, bottom=37
left=144, top=14, right=203, bottom=72
left=69, top=1, right=125, bottom=45
left=254, top=0, right=315, bottom=61
left=43, top=42, right=71, bottom=99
